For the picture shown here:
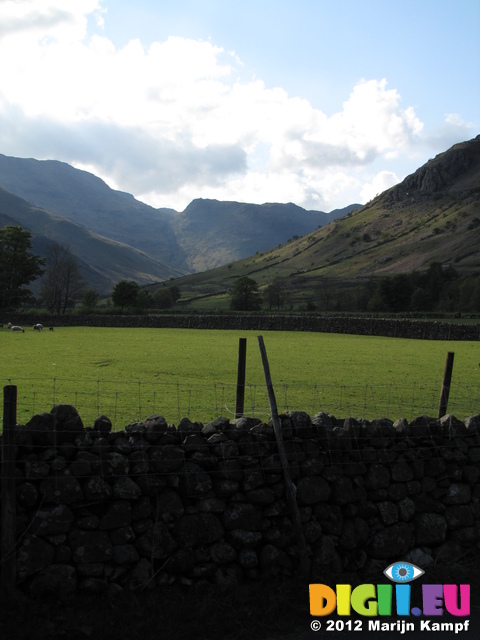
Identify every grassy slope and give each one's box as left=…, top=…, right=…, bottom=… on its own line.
left=0, top=188, right=186, bottom=294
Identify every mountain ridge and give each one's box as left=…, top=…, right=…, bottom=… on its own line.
left=158, top=136, right=480, bottom=310
left=0, top=153, right=354, bottom=286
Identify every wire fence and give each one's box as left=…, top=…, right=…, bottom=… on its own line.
left=3, top=375, right=480, bottom=429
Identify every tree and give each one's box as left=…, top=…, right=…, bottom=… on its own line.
left=264, top=278, right=287, bottom=310
left=111, top=280, right=139, bottom=311
left=0, top=225, right=45, bottom=311
left=81, top=288, right=100, bottom=312
left=136, top=288, right=154, bottom=311
left=230, top=277, right=262, bottom=311
left=153, top=285, right=181, bottom=309
left=153, top=288, right=175, bottom=309
left=40, top=243, right=85, bottom=315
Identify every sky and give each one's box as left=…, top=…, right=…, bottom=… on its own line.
left=0, top=0, right=479, bottom=213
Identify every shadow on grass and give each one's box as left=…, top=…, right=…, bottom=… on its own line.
left=1, top=551, right=479, bottom=640
left=0, top=577, right=311, bottom=640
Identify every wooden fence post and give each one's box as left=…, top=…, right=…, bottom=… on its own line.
left=438, top=352, right=455, bottom=418
left=257, top=336, right=310, bottom=577
left=235, top=338, right=247, bottom=419
left=2, top=385, right=17, bottom=598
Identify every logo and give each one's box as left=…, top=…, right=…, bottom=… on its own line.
left=309, top=561, right=471, bottom=634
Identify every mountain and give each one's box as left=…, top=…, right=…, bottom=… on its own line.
left=158, top=135, right=480, bottom=309
left=170, top=199, right=350, bottom=272
left=0, top=154, right=186, bottom=270
left=0, top=153, right=354, bottom=277
left=0, top=187, right=186, bottom=294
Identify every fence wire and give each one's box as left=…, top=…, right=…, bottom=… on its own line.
left=3, top=376, right=480, bottom=429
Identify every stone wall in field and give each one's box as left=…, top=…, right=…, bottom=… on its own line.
left=9, top=313, right=480, bottom=340
left=6, top=405, right=480, bottom=597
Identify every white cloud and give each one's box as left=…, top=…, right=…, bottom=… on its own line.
left=0, top=0, right=102, bottom=41
left=361, top=171, right=400, bottom=204
left=1, top=0, right=464, bottom=213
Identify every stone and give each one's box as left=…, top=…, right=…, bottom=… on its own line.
left=50, top=404, right=85, bottom=443
left=227, top=529, right=263, bottom=548
left=174, top=513, right=224, bottom=546
left=148, top=446, right=185, bottom=473
left=238, top=548, right=258, bottom=570
left=414, top=513, right=448, bottom=545
left=223, top=503, right=263, bottom=532
left=259, top=544, right=292, bottom=576
left=113, top=544, right=140, bottom=565
left=296, top=476, right=331, bottom=505
left=364, top=464, right=390, bottom=490
left=16, top=482, right=39, bottom=508
left=156, top=489, right=185, bottom=522
left=163, top=548, right=195, bottom=574
left=17, top=535, right=55, bottom=581
left=69, top=529, right=113, bottom=563
left=444, top=505, right=474, bottom=529
left=112, top=476, right=142, bottom=500
left=143, top=414, right=168, bottom=442
left=39, top=476, right=83, bottom=504
left=377, top=501, right=399, bottom=526
left=100, top=500, right=132, bottom=530
left=209, top=542, right=237, bottom=564
left=368, top=523, right=414, bottom=559
left=94, top=415, right=112, bottom=434
left=135, top=522, right=177, bottom=559
left=105, top=452, right=130, bottom=476
left=391, top=461, right=414, bottom=482
left=127, top=558, right=155, bottom=590
left=171, top=462, right=212, bottom=497
left=444, top=483, right=471, bottom=505
left=31, top=504, right=74, bottom=536
left=82, top=476, right=112, bottom=501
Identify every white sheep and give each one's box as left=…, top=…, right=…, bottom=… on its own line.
left=33, top=323, right=43, bottom=331
left=11, top=325, right=25, bottom=333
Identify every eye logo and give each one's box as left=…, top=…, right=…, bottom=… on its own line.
left=384, top=561, right=424, bottom=583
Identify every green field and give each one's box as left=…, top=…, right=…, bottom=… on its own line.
left=2, top=326, right=479, bottom=428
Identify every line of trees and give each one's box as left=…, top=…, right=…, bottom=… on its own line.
left=358, top=263, right=476, bottom=313
left=111, top=280, right=181, bottom=312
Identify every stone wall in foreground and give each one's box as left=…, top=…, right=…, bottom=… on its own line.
left=6, top=406, right=480, bottom=596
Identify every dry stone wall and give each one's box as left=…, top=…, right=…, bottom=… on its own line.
left=10, top=313, right=480, bottom=340
left=6, top=406, right=480, bottom=597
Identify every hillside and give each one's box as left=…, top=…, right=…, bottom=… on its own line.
left=158, top=136, right=480, bottom=310
left=0, top=188, right=186, bottom=294
left=0, top=154, right=185, bottom=270
left=0, top=154, right=348, bottom=275
left=170, top=199, right=348, bottom=271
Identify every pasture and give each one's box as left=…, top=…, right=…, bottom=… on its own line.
left=1, top=325, right=479, bottom=428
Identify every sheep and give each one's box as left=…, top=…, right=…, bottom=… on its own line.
left=33, top=323, right=43, bottom=331
left=11, top=325, right=24, bottom=333
left=49, top=326, right=54, bottom=331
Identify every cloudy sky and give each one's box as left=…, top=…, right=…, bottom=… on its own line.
left=0, top=0, right=478, bottom=212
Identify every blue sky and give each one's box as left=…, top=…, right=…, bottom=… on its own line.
left=0, top=0, right=478, bottom=212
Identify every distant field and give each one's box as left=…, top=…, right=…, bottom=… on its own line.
left=2, top=326, right=479, bottom=428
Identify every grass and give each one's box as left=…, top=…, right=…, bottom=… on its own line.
left=2, top=326, right=480, bottom=428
